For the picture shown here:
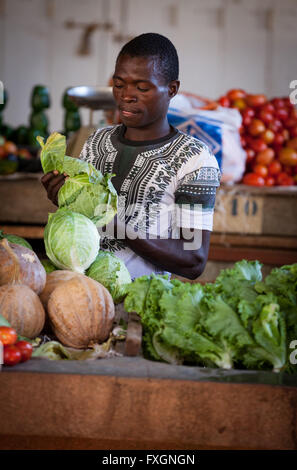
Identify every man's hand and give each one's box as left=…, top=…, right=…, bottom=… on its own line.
left=41, top=170, right=68, bottom=206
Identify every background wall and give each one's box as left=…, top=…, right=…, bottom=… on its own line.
left=0, top=0, right=296, bottom=132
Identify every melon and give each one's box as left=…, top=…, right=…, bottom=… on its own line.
left=0, top=284, right=45, bottom=338
left=47, top=275, right=115, bottom=348
left=39, top=270, right=83, bottom=309
left=0, top=238, right=46, bottom=294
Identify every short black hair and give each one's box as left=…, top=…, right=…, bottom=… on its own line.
left=117, top=32, right=179, bottom=83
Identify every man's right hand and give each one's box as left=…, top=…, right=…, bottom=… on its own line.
left=41, top=170, right=68, bottom=206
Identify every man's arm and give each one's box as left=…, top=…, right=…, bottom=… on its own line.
left=114, top=218, right=210, bottom=280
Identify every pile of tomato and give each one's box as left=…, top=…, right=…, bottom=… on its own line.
left=0, top=326, right=33, bottom=366
left=218, top=89, right=297, bottom=186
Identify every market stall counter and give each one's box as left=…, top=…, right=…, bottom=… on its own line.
left=1, top=355, right=297, bottom=450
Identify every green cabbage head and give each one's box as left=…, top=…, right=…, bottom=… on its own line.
left=44, top=209, right=100, bottom=273
left=86, top=251, right=131, bottom=303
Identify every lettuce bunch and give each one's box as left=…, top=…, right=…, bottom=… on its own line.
left=124, top=260, right=297, bottom=373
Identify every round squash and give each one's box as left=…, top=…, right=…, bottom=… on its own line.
left=0, top=239, right=46, bottom=294
left=47, top=275, right=115, bottom=348
left=39, top=270, right=83, bottom=309
left=0, top=284, right=45, bottom=338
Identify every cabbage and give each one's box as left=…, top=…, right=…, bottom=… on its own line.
left=41, top=258, right=58, bottom=273
left=86, top=251, right=131, bottom=304
left=44, top=209, right=100, bottom=273
left=0, top=229, right=33, bottom=250
left=37, top=132, right=117, bottom=227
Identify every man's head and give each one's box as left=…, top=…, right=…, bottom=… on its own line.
left=117, top=32, right=179, bottom=85
left=112, top=33, right=180, bottom=138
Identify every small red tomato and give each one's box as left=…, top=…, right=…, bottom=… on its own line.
left=246, top=94, right=267, bottom=108
left=3, top=345, right=22, bottom=366
left=275, top=108, right=289, bottom=122
left=283, top=165, right=293, bottom=176
left=227, top=88, right=246, bottom=101
left=268, top=119, right=283, bottom=133
left=246, top=148, right=256, bottom=163
left=265, top=176, right=275, bottom=186
left=256, top=148, right=275, bottom=165
left=290, top=108, right=297, bottom=120
left=278, top=147, right=297, bottom=167
left=15, top=340, right=33, bottom=362
left=268, top=160, right=282, bottom=175
left=271, top=98, right=285, bottom=109
left=243, top=173, right=265, bottom=186
left=284, top=118, right=297, bottom=128
left=260, top=102, right=275, bottom=114
left=258, top=109, right=274, bottom=124
left=248, top=119, right=266, bottom=137
left=261, top=129, right=275, bottom=144
left=242, top=107, right=255, bottom=118
left=274, top=132, right=285, bottom=147
left=282, top=129, right=290, bottom=141
left=218, top=96, right=230, bottom=107
left=254, top=164, right=268, bottom=178
left=0, top=326, right=17, bottom=346
left=249, top=138, right=267, bottom=153
left=277, top=173, right=295, bottom=186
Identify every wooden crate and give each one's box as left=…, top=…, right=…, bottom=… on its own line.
left=213, top=184, right=297, bottom=236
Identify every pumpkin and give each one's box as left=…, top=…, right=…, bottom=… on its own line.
left=0, top=239, right=46, bottom=294
left=47, top=275, right=115, bottom=348
left=0, top=284, right=45, bottom=338
left=39, top=270, right=83, bottom=309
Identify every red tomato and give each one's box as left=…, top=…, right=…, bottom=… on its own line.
left=3, top=345, right=22, bottom=366
left=275, top=108, right=289, bottom=122
left=249, top=138, right=267, bottom=153
left=268, top=160, right=282, bottom=175
left=254, top=164, right=268, bottom=178
left=284, top=118, right=297, bottom=128
left=287, top=137, right=297, bottom=150
left=245, top=148, right=256, bottom=163
left=278, top=147, right=297, bottom=166
left=242, top=115, right=252, bottom=127
left=255, top=148, right=275, bottom=165
left=242, top=107, right=255, bottom=118
left=227, top=89, right=246, bottom=101
left=246, top=94, right=267, bottom=107
left=282, top=129, right=290, bottom=141
left=274, top=132, right=285, bottom=147
left=268, top=119, right=283, bottom=133
left=15, top=340, right=33, bottom=363
left=271, top=98, right=285, bottom=109
left=248, top=119, right=266, bottom=136
left=258, top=109, right=274, bottom=124
left=240, top=135, right=247, bottom=148
left=276, top=173, right=294, bottom=186
left=290, top=125, right=297, bottom=138
left=3, top=141, right=18, bottom=155
left=290, top=108, right=297, bottom=120
left=0, top=326, right=17, bottom=346
left=232, top=98, right=247, bottom=111
left=261, top=129, right=275, bottom=144
left=283, top=97, right=293, bottom=108
left=243, top=173, right=265, bottom=186
left=260, top=102, right=275, bottom=114
left=265, top=176, right=275, bottom=186
left=218, top=96, right=230, bottom=107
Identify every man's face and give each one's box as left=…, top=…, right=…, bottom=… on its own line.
left=112, top=54, right=178, bottom=130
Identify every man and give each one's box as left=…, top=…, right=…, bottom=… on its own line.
left=42, top=33, right=220, bottom=280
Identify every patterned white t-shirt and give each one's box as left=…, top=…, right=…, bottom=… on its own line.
left=80, top=124, right=221, bottom=278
